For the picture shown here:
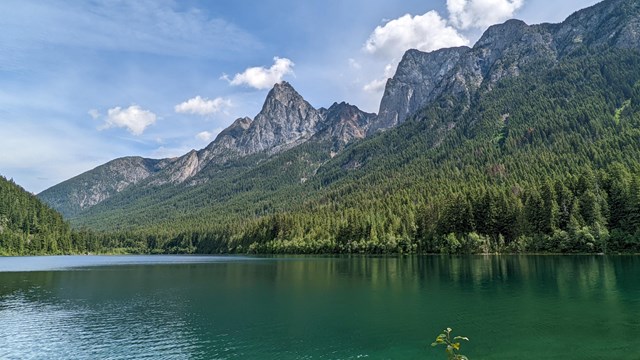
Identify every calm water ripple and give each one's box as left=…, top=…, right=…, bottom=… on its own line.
left=0, top=255, right=639, bottom=359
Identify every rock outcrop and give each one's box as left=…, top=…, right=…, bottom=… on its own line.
left=38, top=157, right=169, bottom=217
left=315, top=102, right=376, bottom=150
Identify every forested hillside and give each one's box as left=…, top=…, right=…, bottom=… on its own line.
left=32, top=0, right=640, bottom=255
left=0, top=176, right=72, bottom=254
left=67, top=48, right=640, bottom=255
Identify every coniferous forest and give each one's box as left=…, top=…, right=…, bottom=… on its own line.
left=3, top=44, right=640, bottom=255
left=4, top=48, right=639, bottom=256
left=96, top=50, right=639, bottom=255
left=0, top=176, right=73, bottom=255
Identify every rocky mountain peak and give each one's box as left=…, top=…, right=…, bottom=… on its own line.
left=372, top=0, right=640, bottom=134
left=214, top=117, right=252, bottom=143
left=369, top=46, right=470, bottom=133
left=37, top=0, right=640, bottom=221
left=326, top=102, right=367, bottom=122
left=261, top=81, right=304, bottom=109
left=553, top=0, right=640, bottom=54
left=314, top=101, right=375, bottom=150
left=475, top=19, right=530, bottom=50
left=236, top=81, right=322, bottom=155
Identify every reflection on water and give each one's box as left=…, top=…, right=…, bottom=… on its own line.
left=0, top=256, right=638, bottom=359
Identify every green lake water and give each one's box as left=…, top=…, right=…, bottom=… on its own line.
left=0, top=255, right=638, bottom=359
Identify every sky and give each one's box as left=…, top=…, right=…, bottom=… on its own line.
left=0, top=0, right=601, bottom=193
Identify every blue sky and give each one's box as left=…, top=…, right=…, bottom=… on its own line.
left=0, top=0, right=600, bottom=193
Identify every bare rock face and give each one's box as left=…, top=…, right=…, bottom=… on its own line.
left=154, top=82, right=327, bottom=185
left=195, top=117, right=252, bottom=169
left=370, top=47, right=470, bottom=133
left=38, top=157, right=167, bottom=217
left=315, top=102, right=376, bottom=150
left=197, top=82, right=373, bottom=164
left=552, top=0, right=640, bottom=54
left=371, top=20, right=557, bottom=133
left=236, top=81, right=323, bottom=155
left=150, top=150, right=200, bottom=185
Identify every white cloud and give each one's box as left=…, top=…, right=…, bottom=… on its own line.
left=447, top=0, right=524, bottom=30
left=175, top=96, right=231, bottom=116
left=88, top=109, right=100, bottom=119
left=348, top=58, right=361, bottom=70
left=363, top=78, right=388, bottom=93
left=224, top=57, right=294, bottom=90
left=364, top=11, right=469, bottom=61
left=195, top=127, right=223, bottom=142
left=100, top=105, right=157, bottom=135
left=196, top=131, right=213, bottom=142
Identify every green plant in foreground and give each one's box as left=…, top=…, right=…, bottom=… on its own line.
left=431, top=327, right=469, bottom=360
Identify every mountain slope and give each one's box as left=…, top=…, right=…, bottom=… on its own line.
left=38, top=157, right=171, bottom=218
left=371, top=0, right=640, bottom=133
left=47, top=46, right=640, bottom=254
left=38, top=0, right=640, bottom=254
left=0, top=176, right=72, bottom=254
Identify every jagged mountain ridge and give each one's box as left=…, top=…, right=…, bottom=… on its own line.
left=370, top=0, right=640, bottom=132
left=39, top=0, right=640, bottom=222
left=39, top=81, right=374, bottom=217
left=38, top=157, right=172, bottom=217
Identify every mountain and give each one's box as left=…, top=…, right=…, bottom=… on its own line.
left=39, top=81, right=374, bottom=218
left=371, top=0, right=640, bottom=133
left=316, top=102, right=376, bottom=151
left=38, top=0, right=640, bottom=255
left=38, top=157, right=172, bottom=217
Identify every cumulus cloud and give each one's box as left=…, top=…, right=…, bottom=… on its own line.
left=447, top=0, right=524, bottom=30
left=363, top=64, right=396, bottom=92
left=364, top=11, right=469, bottom=60
left=99, top=105, right=157, bottom=135
left=223, top=57, right=294, bottom=90
left=196, top=131, right=213, bottom=141
left=363, top=78, right=388, bottom=93
left=88, top=109, right=100, bottom=120
left=195, top=128, right=223, bottom=142
left=175, top=96, right=231, bottom=116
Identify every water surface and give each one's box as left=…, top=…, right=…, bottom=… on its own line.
left=0, top=255, right=638, bottom=359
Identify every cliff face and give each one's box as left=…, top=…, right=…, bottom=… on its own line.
left=315, top=102, right=376, bottom=151
left=236, top=81, right=323, bottom=155
left=370, top=47, right=470, bottom=133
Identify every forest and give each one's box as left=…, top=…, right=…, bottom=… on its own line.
left=0, top=176, right=74, bottom=255
left=2, top=49, right=640, bottom=256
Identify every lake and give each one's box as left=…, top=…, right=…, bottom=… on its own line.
left=0, top=255, right=638, bottom=359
